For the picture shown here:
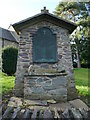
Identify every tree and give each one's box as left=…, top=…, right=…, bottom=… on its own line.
left=55, top=1, right=89, bottom=68
left=2, top=46, right=18, bottom=75
left=77, top=16, right=90, bottom=67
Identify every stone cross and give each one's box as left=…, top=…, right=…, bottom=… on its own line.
left=41, top=7, right=49, bottom=13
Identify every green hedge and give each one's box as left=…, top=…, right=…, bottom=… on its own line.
left=2, top=46, right=18, bottom=75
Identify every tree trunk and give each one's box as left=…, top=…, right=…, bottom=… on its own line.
left=71, top=12, right=81, bottom=68
left=76, top=45, right=81, bottom=68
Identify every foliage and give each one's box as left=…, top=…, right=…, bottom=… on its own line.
left=55, top=2, right=87, bottom=21
left=55, top=1, right=90, bottom=68
left=2, top=46, right=18, bottom=75
left=78, top=16, right=90, bottom=68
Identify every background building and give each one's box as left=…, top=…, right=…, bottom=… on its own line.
left=0, top=27, right=19, bottom=48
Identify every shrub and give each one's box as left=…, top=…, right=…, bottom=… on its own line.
left=73, top=62, right=77, bottom=68
left=81, top=63, right=88, bottom=68
left=2, top=46, right=18, bottom=75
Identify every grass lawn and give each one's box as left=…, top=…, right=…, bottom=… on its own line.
left=0, top=72, right=15, bottom=95
left=0, top=68, right=89, bottom=106
left=74, top=68, right=89, bottom=106
left=74, top=68, right=89, bottom=97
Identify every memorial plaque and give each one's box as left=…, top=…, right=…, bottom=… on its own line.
left=33, top=27, right=57, bottom=63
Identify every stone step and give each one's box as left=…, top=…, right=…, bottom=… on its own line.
left=53, top=108, right=60, bottom=118
left=2, top=105, right=89, bottom=119
left=23, top=108, right=31, bottom=119
left=31, top=109, right=39, bottom=119
left=62, top=108, right=70, bottom=118
left=11, top=107, right=21, bottom=120
left=39, top=109, right=44, bottom=118
left=2, top=107, right=14, bottom=119
left=69, top=108, right=83, bottom=119
left=43, top=109, right=53, bottom=119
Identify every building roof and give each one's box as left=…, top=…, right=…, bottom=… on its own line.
left=0, top=27, right=18, bottom=43
left=13, top=8, right=77, bottom=34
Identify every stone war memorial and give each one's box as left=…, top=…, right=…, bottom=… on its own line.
left=2, top=7, right=89, bottom=119
left=14, top=7, right=78, bottom=101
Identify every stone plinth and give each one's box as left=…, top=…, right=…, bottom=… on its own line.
left=24, top=74, right=67, bottom=102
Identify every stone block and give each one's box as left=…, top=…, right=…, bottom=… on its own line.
left=43, top=109, right=53, bottom=118
left=24, top=87, right=33, bottom=94
left=8, top=101, right=16, bottom=107
left=62, top=108, right=70, bottom=118
left=49, top=102, right=71, bottom=112
left=24, top=99, right=47, bottom=106
left=52, top=76, right=67, bottom=87
left=69, top=99, right=88, bottom=111
left=2, top=107, right=14, bottom=119
left=25, top=93, right=52, bottom=100
left=69, top=107, right=82, bottom=119
left=67, top=87, right=78, bottom=100
left=23, top=109, right=31, bottom=119
left=37, top=78, right=44, bottom=83
left=11, top=107, right=21, bottom=119
left=8, top=97, right=23, bottom=107
left=48, top=88, right=67, bottom=96
left=31, top=86, right=45, bottom=94
left=41, top=80, right=51, bottom=87
left=43, top=85, right=57, bottom=90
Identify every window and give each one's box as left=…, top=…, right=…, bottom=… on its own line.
left=33, top=27, right=57, bottom=63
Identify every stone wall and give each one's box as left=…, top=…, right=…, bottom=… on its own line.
left=15, top=21, right=78, bottom=101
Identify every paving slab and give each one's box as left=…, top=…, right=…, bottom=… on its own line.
left=24, top=99, right=47, bottom=106
left=49, top=102, right=71, bottom=111
left=69, top=99, right=88, bottom=111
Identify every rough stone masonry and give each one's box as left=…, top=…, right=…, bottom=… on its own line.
left=13, top=7, right=78, bottom=102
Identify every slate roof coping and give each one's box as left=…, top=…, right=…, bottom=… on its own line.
left=13, top=11, right=77, bottom=34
